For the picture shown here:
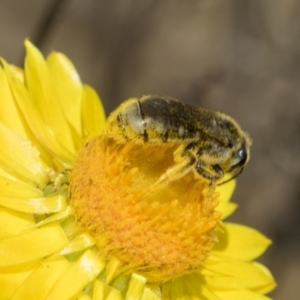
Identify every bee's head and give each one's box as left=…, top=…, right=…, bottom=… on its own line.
left=217, top=134, right=251, bottom=185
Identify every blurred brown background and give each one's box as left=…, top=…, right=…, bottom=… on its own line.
left=1, top=0, right=300, bottom=299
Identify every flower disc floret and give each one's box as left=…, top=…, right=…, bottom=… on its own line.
left=70, top=137, right=221, bottom=282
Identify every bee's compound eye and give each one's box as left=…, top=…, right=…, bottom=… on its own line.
left=237, top=143, right=248, bottom=166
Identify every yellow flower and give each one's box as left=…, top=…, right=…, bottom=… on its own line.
left=0, top=41, right=276, bottom=300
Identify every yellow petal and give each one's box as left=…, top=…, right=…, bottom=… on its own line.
left=60, top=233, right=95, bottom=255
left=219, top=202, right=238, bottom=219
left=216, top=178, right=236, bottom=203
left=8, top=67, right=74, bottom=165
left=93, top=279, right=122, bottom=300
left=105, top=256, right=123, bottom=284
left=1, top=59, right=53, bottom=166
left=141, top=287, right=161, bottom=300
left=214, top=289, right=273, bottom=300
left=33, top=206, right=72, bottom=228
left=47, top=51, right=83, bottom=136
left=212, top=223, right=272, bottom=261
left=0, top=66, right=28, bottom=138
left=0, top=122, right=49, bottom=186
left=0, top=229, right=9, bottom=240
left=11, top=256, right=70, bottom=300
left=0, top=171, right=43, bottom=197
left=251, top=263, right=276, bottom=294
left=203, top=256, right=276, bottom=294
left=0, top=194, right=67, bottom=214
left=216, top=179, right=237, bottom=219
left=8, top=65, right=25, bottom=83
left=76, top=292, right=92, bottom=300
left=0, top=207, right=34, bottom=238
left=47, top=249, right=106, bottom=300
left=0, top=223, right=69, bottom=266
left=0, top=260, right=41, bottom=299
left=24, top=40, right=76, bottom=159
left=125, top=273, right=147, bottom=300
left=162, top=272, right=221, bottom=300
left=82, top=85, right=106, bottom=140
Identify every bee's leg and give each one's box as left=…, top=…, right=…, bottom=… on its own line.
left=194, top=160, right=216, bottom=183
left=152, top=150, right=196, bottom=188
left=194, top=162, right=225, bottom=185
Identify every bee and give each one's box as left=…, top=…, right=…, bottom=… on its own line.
left=106, top=95, right=251, bottom=185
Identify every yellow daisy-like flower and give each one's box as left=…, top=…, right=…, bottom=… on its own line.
left=0, top=41, right=275, bottom=300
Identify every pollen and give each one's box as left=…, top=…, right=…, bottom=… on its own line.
left=70, top=136, right=221, bottom=282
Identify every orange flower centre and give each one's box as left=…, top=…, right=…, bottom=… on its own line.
left=70, top=136, right=221, bottom=282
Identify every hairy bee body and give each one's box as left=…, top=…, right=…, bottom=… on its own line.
left=107, top=95, right=251, bottom=184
